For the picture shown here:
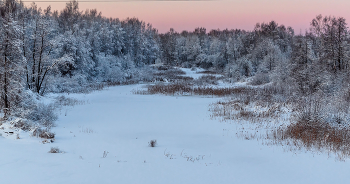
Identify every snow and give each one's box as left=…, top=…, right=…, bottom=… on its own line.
left=1, top=84, right=350, bottom=184
left=179, top=67, right=248, bottom=88
left=180, top=68, right=206, bottom=79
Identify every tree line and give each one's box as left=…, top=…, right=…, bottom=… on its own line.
left=160, top=15, right=350, bottom=96
left=0, top=0, right=159, bottom=117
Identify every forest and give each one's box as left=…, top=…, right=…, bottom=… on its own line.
left=1, top=0, right=350, bottom=136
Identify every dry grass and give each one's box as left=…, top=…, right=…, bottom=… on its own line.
left=40, top=131, right=55, bottom=139
left=147, top=83, right=193, bottom=95
left=210, top=84, right=350, bottom=159
left=141, top=82, right=254, bottom=97
left=12, top=119, right=30, bottom=131
left=197, top=70, right=220, bottom=74
left=33, top=128, right=55, bottom=139
left=195, top=75, right=222, bottom=85
left=210, top=100, right=282, bottom=122
left=153, top=67, right=192, bottom=83
left=154, top=70, right=186, bottom=76
left=268, top=120, right=350, bottom=160
left=54, top=96, right=84, bottom=107
left=142, top=67, right=350, bottom=159
left=149, top=140, right=157, bottom=147
left=193, top=86, right=251, bottom=96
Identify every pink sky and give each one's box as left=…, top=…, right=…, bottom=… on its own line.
left=24, top=0, right=350, bottom=33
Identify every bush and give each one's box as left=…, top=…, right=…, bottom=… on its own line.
left=149, top=140, right=157, bottom=147
left=269, top=120, right=350, bottom=160
left=33, top=128, right=55, bottom=139
left=12, top=119, right=30, bottom=131
left=48, top=147, right=60, bottom=153
left=40, top=131, right=55, bottom=139
left=32, top=128, right=42, bottom=137
left=156, top=65, right=170, bottom=71
left=194, top=75, right=220, bottom=85
left=249, top=72, right=270, bottom=86
left=181, top=62, right=192, bottom=68
left=54, top=96, right=82, bottom=107
left=27, top=103, right=58, bottom=128
left=102, top=151, right=109, bottom=158
left=152, top=67, right=190, bottom=83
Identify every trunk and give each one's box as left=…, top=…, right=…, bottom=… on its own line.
left=3, top=54, right=9, bottom=117
left=36, top=33, right=45, bottom=93
left=32, top=35, right=36, bottom=88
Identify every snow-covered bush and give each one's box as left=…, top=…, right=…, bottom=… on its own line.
left=249, top=72, right=270, bottom=86
left=194, top=75, right=220, bottom=86
left=33, top=128, right=55, bottom=139
left=26, top=103, right=57, bottom=128
left=9, top=91, right=57, bottom=128
left=181, top=62, right=192, bottom=68
left=48, top=147, right=61, bottom=153
left=54, top=96, right=82, bottom=107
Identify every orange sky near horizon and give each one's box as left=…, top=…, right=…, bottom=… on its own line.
left=23, top=0, right=350, bottom=33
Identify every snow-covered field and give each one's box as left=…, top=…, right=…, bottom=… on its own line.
left=1, top=83, right=350, bottom=183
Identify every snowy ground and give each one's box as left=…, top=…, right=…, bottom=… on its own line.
left=1, top=79, right=350, bottom=183
left=181, top=67, right=248, bottom=88
left=181, top=68, right=207, bottom=79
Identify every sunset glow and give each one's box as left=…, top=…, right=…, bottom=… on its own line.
left=22, top=0, right=350, bottom=33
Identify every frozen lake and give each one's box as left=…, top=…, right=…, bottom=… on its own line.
left=1, top=84, right=350, bottom=184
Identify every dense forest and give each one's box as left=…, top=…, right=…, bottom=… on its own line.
left=0, top=0, right=160, bottom=119
left=1, top=0, right=350, bottom=128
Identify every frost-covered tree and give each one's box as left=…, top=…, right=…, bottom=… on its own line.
left=226, top=35, right=243, bottom=62
left=184, top=35, right=201, bottom=63
left=260, top=40, right=284, bottom=72
left=24, top=5, right=71, bottom=94
left=310, top=15, right=350, bottom=72
left=290, top=34, right=322, bottom=95
left=0, top=0, right=24, bottom=117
